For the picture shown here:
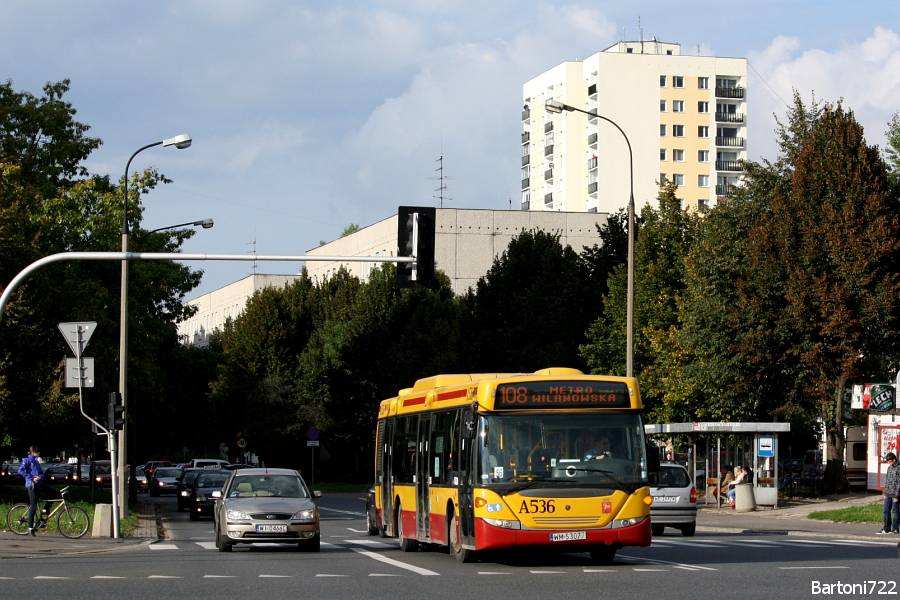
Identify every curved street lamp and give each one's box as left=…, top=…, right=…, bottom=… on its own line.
left=133, top=219, right=214, bottom=245
left=545, top=100, right=635, bottom=378
left=118, top=134, right=191, bottom=532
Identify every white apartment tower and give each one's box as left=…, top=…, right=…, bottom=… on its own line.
left=522, top=40, right=747, bottom=214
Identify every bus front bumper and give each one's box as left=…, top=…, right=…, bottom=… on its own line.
left=474, top=515, right=650, bottom=551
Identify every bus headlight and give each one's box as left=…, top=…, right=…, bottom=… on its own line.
left=483, top=518, right=521, bottom=529
left=613, top=516, right=645, bottom=528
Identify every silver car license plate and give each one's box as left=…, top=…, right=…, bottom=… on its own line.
left=550, top=531, right=586, bottom=542
left=255, top=524, right=287, bottom=533
left=653, top=495, right=678, bottom=503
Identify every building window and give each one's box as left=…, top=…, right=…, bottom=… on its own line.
left=698, top=175, right=710, bottom=187
left=698, top=198, right=709, bottom=210
left=660, top=124, right=667, bottom=137
left=673, top=76, right=684, bottom=88
left=660, top=75, right=667, bottom=87
left=698, top=126, right=709, bottom=138
left=521, top=165, right=530, bottom=179
left=673, top=100, right=685, bottom=113
left=660, top=173, right=667, bottom=182
left=698, top=150, right=709, bottom=162
left=673, top=149, right=684, bottom=162
left=698, top=101, right=709, bottom=113
left=660, top=100, right=667, bottom=112
left=673, top=174, right=684, bottom=186
left=698, top=77, right=709, bottom=89
left=673, top=125, right=685, bottom=137
left=660, top=149, right=667, bottom=161
left=626, top=48, right=633, bottom=54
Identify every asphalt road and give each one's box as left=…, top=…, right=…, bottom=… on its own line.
left=0, top=492, right=897, bottom=599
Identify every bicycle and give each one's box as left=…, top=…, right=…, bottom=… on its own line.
left=6, top=485, right=90, bottom=538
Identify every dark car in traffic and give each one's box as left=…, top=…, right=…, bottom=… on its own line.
left=178, top=468, right=204, bottom=511
left=189, top=469, right=232, bottom=521
left=45, top=465, right=76, bottom=484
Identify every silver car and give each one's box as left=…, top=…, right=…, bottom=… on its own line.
left=213, top=468, right=321, bottom=552
left=650, top=464, right=697, bottom=537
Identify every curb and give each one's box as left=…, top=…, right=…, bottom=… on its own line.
left=696, top=525, right=889, bottom=542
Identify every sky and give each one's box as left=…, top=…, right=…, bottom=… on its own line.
left=2, top=1, right=899, bottom=297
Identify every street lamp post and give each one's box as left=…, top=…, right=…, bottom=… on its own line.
left=545, top=100, right=635, bottom=377
left=118, top=134, right=191, bottom=526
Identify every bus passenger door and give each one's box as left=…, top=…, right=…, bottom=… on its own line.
left=379, top=419, right=394, bottom=534
left=458, top=410, right=476, bottom=546
left=417, top=415, right=431, bottom=540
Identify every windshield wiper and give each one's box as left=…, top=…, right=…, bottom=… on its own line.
left=564, top=466, right=631, bottom=494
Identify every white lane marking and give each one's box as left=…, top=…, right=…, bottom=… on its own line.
left=633, top=568, right=668, bottom=572
left=583, top=569, right=615, bottom=573
left=735, top=539, right=782, bottom=545
left=618, top=554, right=718, bottom=571
left=196, top=542, right=218, bottom=550
left=674, top=566, right=702, bottom=571
left=344, top=539, right=395, bottom=549
left=779, top=566, right=850, bottom=570
left=319, top=507, right=365, bottom=517
left=259, top=575, right=293, bottom=578
left=346, top=528, right=367, bottom=533
left=204, top=575, right=237, bottom=578
left=91, top=576, right=126, bottom=579
left=787, top=539, right=866, bottom=547
left=148, top=575, right=182, bottom=579
left=35, top=576, right=69, bottom=579
left=530, top=570, right=565, bottom=574
left=150, top=544, right=179, bottom=550
left=349, top=548, right=440, bottom=576
left=652, top=540, right=728, bottom=548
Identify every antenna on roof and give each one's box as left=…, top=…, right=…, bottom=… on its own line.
left=427, top=152, right=455, bottom=208
left=246, top=235, right=257, bottom=276
left=638, top=16, right=643, bottom=54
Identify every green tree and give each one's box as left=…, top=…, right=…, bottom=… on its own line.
left=885, top=111, right=900, bottom=194
left=580, top=181, right=699, bottom=422
left=462, top=230, right=594, bottom=373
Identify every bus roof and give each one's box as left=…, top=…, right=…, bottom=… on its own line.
left=379, top=368, right=640, bottom=418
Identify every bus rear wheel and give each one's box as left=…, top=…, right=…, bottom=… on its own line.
left=396, top=504, right=418, bottom=552
left=449, top=512, right=475, bottom=563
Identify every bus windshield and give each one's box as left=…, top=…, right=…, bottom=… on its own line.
left=477, top=413, right=648, bottom=486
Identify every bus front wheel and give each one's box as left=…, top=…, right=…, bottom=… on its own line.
left=589, top=546, right=616, bottom=564
left=396, top=504, right=418, bottom=552
left=449, top=512, right=476, bottom=563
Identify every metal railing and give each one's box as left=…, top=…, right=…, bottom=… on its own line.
left=716, top=136, right=744, bottom=147
left=715, top=87, right=744, bottom=99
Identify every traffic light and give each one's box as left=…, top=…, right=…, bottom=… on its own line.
left=108, top=392, right=125, bottom=431
left=396, top=206, right=436, bottom=289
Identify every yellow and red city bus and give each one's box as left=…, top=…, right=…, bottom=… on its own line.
left=374, top=368, right=658, bottom=563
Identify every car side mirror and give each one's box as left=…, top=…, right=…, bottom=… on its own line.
left=313, top=490, right=323, bottom=498
left=211, top=491, right=221, bottom=498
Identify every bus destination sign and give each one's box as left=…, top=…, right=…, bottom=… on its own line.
left=494, top=380, right=630, bottom=409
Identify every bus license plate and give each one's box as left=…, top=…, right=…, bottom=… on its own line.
left=256, top=524, right=287, bottom=532
left=550, top=531, right=586, bottom=542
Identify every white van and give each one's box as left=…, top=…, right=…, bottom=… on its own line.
left=189, top=458, right=230, bottom=469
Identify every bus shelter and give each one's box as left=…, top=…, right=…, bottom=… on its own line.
left=644, top=422, right=791, bottom=508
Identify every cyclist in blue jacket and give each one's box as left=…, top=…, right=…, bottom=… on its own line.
left=17, top=446, right=58, bottom=536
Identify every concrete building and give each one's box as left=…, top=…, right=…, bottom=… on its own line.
left=304, top=208, right=608, bottom=296
left=522, top=40, right=747, bottom=215
left=179, top=209, right=609, bottom=346
left=179, top=274, right=302, bottom=347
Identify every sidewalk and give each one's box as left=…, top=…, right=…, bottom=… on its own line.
left=0, top=499, right=159, bottom=559
left=696, top=492, right=890, bottom=540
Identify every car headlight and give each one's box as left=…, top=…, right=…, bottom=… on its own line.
left=181, top=491, right=189, bottom=497
left=293, top=509, right=316, bottom=521
left=226, top=508, right=250, bottom=520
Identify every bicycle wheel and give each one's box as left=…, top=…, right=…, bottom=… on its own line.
left=7, top=504, right=31, bottom=535
left=57, top=505, right=89, bottom=539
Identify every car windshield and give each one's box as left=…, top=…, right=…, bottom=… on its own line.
left=47, top=468, right=68, bottom=475
left=477, top=412, right=648, bottom=487
left=156, top=468, right=182, bottom=478
left=135, top=468, right=146, bottom=477
left=230, top=475, right=308, bottom=498
left=94, top=464, right=111, bottom=475
left=656, top=466, right=691, bottom=488
left=196, top=473, right=229, bottom=488
left=182, top=471, right=202, bottom=486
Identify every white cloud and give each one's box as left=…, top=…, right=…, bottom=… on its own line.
left=748, top=28, right=900, bottom=162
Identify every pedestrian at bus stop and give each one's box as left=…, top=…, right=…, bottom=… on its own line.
left=877, top=452, right=900, bottom=534
left=17, top=446, right=59, bottom=536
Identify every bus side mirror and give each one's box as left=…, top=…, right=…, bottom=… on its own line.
left=647, top=444, right=661, bottom=480
left=462, top=411, right=476, bottom=439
